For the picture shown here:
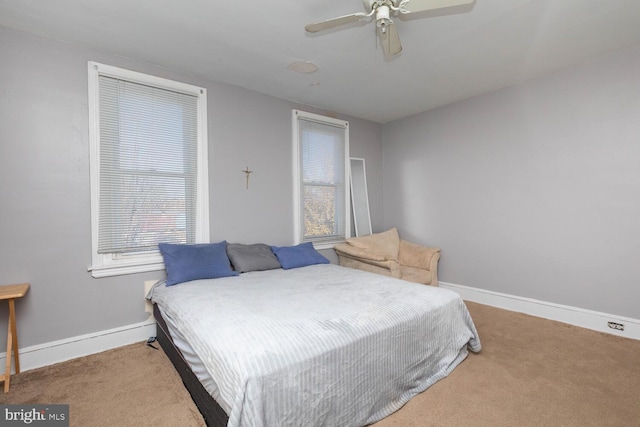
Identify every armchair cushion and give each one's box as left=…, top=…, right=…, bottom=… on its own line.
left=345, top=227, right=400, bottom=261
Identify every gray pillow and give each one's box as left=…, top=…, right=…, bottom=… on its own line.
left=226, top=243, right=282, bottom=273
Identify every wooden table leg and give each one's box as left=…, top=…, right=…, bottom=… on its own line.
left=4, top=298, right=17, bottom=393
left=0, top=283, right=29, bottom=393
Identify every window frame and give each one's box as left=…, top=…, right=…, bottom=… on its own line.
left=292, top=109, right=351, bottom=249
left=88, top=62, right=209, bottom=278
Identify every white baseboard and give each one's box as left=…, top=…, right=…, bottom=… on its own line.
left=440, top=281, right=640, bottom=341
left=0, top=318, right=157, bottom=374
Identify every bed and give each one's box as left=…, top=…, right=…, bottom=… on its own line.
left=148, top=241, right=480, bottom=427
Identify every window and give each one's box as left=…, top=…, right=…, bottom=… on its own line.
left=292, top=110, right=350, bottom=248
left=88, top=62, right=209, bottom=278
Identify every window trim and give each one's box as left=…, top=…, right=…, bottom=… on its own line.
left=88, top=62, right=209, bottom=278
left=292, top=109, right=351, bottom=249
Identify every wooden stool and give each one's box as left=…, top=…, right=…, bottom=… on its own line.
left=0, top=283, right=29, bottom=393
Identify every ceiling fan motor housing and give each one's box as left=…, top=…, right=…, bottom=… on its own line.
left=364, top=0, right=395, bottom=33
left=364, top=0, right=400, bottom=13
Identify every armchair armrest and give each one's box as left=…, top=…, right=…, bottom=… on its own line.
left=334, top=243, right=385, bottom=261
left=334, top=244, right=401, bottom=275
left=398, top=240, right=441, bottom=271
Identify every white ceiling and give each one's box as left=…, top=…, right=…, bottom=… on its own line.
left=1, top=0, right=640, bottom=123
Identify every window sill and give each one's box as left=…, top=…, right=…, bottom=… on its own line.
left=89, top=260, right=165, bottom=278
left=311, top=240, right=346, bottom=251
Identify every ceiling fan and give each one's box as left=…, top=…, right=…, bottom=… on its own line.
left=305, top=0, right=474, bottom=57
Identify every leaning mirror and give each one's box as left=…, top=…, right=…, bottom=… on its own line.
left=349, top=158, right=372, bottom=236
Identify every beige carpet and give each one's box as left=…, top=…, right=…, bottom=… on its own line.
left=2, top=302, right=639, bottom=426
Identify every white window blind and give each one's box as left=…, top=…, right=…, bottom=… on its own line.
left=88, top=62, right=209, bottom=277
left=293, top=110, right=350, bottom=247
left=97, top=76, right=198, bottom=253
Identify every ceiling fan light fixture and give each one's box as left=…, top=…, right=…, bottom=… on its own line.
left=287, top=61, right=319, bottom=74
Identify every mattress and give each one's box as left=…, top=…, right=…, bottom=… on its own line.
left=148, top=263, right=480, bottom=427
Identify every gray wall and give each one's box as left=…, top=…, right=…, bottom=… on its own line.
left=382, top=44, right=640, bottom=319
left=0, top=26, right=382, bottom=348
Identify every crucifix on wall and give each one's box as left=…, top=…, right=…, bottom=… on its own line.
left=242, top=166, right=253, bottom=189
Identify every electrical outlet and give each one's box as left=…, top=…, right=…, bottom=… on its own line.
left=607, top=321, right=624, bottom=331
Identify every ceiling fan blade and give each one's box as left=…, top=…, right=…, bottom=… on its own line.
left=305, top=12, right=368, bottom=33
left=379, top=22, right=402, bottom=56
left=402, top=0, right=474, bottom=14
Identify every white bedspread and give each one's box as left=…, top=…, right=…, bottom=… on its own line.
left=149, top=264, right=480, bottom=427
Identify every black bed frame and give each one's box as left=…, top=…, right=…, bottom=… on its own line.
left=153, top=304, right=229, bottom=427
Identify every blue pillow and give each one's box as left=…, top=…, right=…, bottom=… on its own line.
left=271, top=242, right=330, bottom=270
left=159, top=242, right=238, bottom=286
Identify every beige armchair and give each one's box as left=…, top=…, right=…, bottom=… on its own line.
left=334, top=227, right=440, bottom=286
